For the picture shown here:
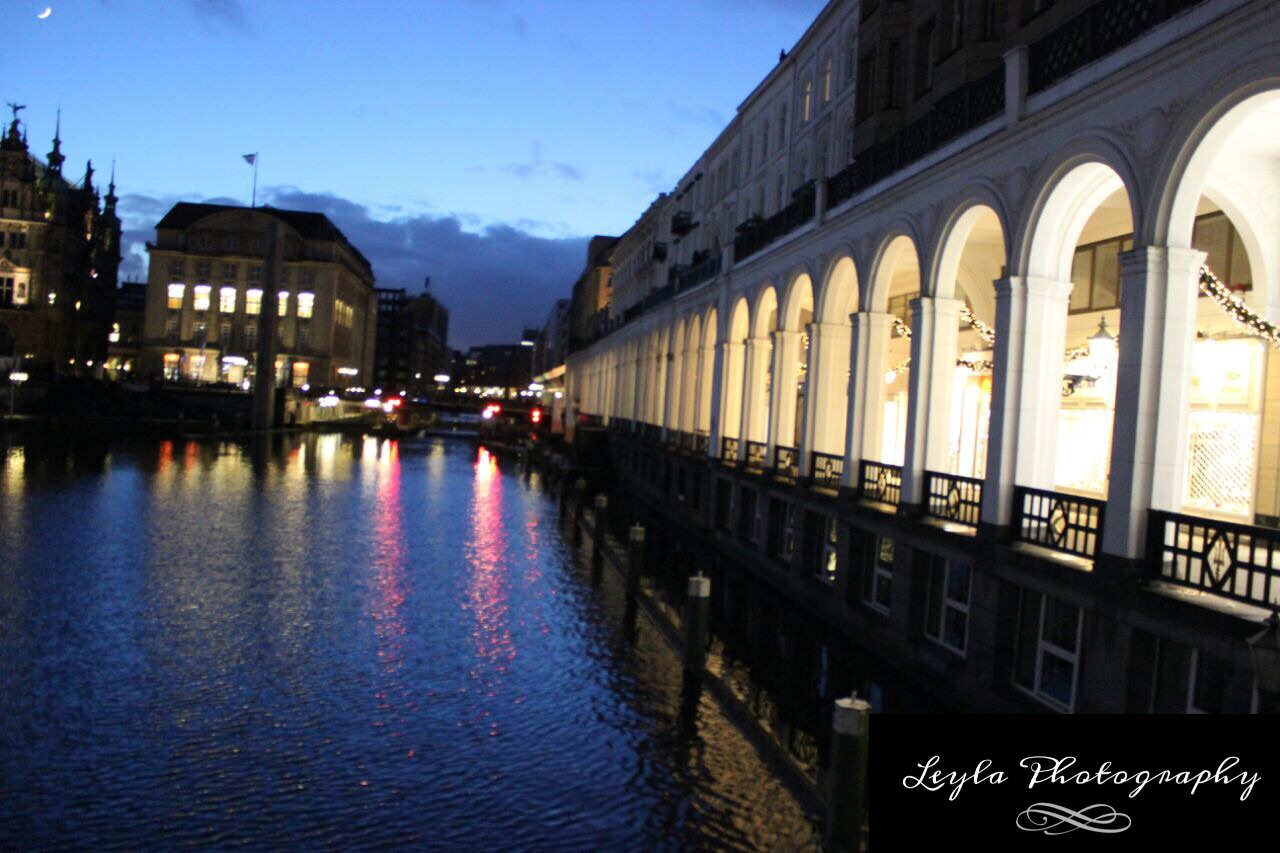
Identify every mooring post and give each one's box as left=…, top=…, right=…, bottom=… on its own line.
left=572, top=478, right=586, bottom=546
left=684, top=573, right=711, bottom=675
left=623, top=524, right=645, bottom=634
left=826, top=693, right=872, bottom=853
left=591, top=494, right=608, bottom=585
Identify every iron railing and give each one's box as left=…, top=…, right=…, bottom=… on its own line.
left=810, top=452, right=845, bottom=489
left=733, top=184, right=816, bottom=262
left=694, top=432, right=710, bottom=456
left=828, top=67, right=1004, bottom=210
left=858, top=461, right=902, bottom=506
left=773, top=445, right=799, bottom=480
left=1012, top=486, right=1106, bottom=559
left=1029, top=0, right=1205, bottom=94
left=745, top=440, right=769, bottom=471
left=924, top=471, right=984, bottom=527
left=721, top=437, right=740, bottom=465
left=1147, top=511, right=1280, bottom=608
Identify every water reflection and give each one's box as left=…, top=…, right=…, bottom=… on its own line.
left=0, top=434, right=818, bottom=849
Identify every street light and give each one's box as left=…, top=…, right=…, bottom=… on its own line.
left=8, top=371, right=28, bottom=417
left=1248, top=611, right=1280, bottom=714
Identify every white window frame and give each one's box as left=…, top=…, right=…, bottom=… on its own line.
left=865, top=534, right=894, bottom=615
left=1014, top=589, right=1082, bottom=713
left=925, top=559, right=970, bottom=656
left=219, top=286, right=237, bottom=314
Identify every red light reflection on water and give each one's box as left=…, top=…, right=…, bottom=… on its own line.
left=466, top=447, right=515, bottom=736
left=157, top=440, right=173, bottom=471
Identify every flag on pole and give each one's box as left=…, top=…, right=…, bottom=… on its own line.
left=243, top=153, right=257, bottom=165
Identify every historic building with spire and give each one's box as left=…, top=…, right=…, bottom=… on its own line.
left=0, top=104, right=121, bottom=378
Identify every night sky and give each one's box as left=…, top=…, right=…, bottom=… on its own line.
left=4, top=0, right=825, bottom=347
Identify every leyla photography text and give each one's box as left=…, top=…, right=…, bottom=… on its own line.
left=4, top=0, right=1280, bottom=850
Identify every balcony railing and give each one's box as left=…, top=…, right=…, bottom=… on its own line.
left=1012, top=486, right=1105, bottom=559
left=745, top=440, right=768, bottom=471
left=810, top=452, right=844, bottom=490
left=858, top=461, right=902, bottom=506
left=828, top=67, right=1004, bottom=210
left=773, top=445, right=799, bottom=480
left=924, top=471, right=984, bottom=527
left=1147, top=511, right=1280, bottom=608
left=1029, top=0, right=1204, bottom=95
left=733, top=184, right=816, bottom=262
left=675, top=254, right=722, bottom=291
left=721, top=437, right=741, bottom=465
left=694, top=432, right=710, bottom=456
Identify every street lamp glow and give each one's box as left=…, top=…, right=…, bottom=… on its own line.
left=434, top=374, right=451, bottom=383
left=9, top=372, right=29, bottom=383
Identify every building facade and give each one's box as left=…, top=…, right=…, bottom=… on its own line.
left=0, top=109, right=121, bottom=378
left=373, top=283, right=450, bottom=394
left=141, top=203, right=377, bottom=390
left=567, top=0, right=1280, bottom=713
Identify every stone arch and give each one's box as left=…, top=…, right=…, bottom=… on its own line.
left=815, top=251, right=860, bottom=324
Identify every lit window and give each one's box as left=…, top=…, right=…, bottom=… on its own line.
left=1013, top=588, right=1082, bottom=712
left=291, top=361, right=310, bottom=387
left=246, top=288, right=263, bottom=315
left=163, top=353, right=181, bottom=381
left=864, top=535, right=894, bottom=614
left=167, top=283, right=185, bottom=310
left=802, top=79, right=813, bottom=122
left=193, top=285, right=211, bottom=312
left=278, top=291, right=289, bottom=317
left=924, top=557, right=970, bottom=655
left=297, top=291, right=315, bottom=319
left=823, top=56, right=833, bottom=102
left=819, top=516, right=839, bottom=585
left=108, top=323, right=121, bottom=344
left=219, top=287, right=237, bottom=313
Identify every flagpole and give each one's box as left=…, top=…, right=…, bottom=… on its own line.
left=252, top=156, right=258, bottom=208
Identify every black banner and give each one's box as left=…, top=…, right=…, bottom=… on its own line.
left=870, top=715, right=1276, bottom=847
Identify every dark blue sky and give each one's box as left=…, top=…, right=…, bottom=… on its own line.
left=5, top=0, right=824, bottom=346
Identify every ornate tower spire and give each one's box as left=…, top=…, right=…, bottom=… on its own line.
left=47, top=108, right=64, bottom=175
left=83, top=159, right=94, bottom=193
left=104, top=160, right=118, bottom=214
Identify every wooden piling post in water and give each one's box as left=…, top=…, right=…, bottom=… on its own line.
left=684, top=573, right=710, bottom=675
left=826, top=694, right=871, bottom=853
left=623, top=524, right=645, bottom=634
left=591, top=494, right=608, bottom=585
left=572, top=478, right=586, bottom=546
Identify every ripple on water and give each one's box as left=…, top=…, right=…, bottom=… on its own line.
left=0, top=436, right=819, bottom=850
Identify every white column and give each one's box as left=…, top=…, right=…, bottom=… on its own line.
left=901, top=297, right=962, bottom=507
left=1101, top=247, right=1204, bottom=560
left=712, top=340, right=743, bottom=454
left=842, top=311, right=892, bottom=486
left=980, top=276, right=1072, bottom=527
left=659, top=350, right=675, bottom=432
left=767, top=329, right=802, bottom=453
left=741, top=336, right=772, bottom=443
left=799, top=321, right=853, bottom=471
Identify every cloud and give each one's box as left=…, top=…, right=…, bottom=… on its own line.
left=185, top=0, right=250, bottom=32
left=117, top=188, right=589, bottom=349
left=493, top=143, right=584, bottom=183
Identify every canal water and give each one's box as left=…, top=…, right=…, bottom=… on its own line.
left=0, top=434, right=820, bottom=850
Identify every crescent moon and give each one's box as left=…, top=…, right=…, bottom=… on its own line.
left=38, top=7, right=52, bottom=19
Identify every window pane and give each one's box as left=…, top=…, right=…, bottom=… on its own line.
left=1070, top=248, right=1092, bottom=312
left=1193, top=214, right=1231, bottom=283
left=1042, top=596, right=1079, bottom=651
left=943, top=608, right=967, bottom=652
left=1013, top=590, right=1042, bottom=690
left=946, top=563, right=970, bottom=604
left=1228, top=226, right=1252, bottom=289
left=1039, top=650, right=1075, bottom=707
left=1093, top=240, right=1120, bottom=309
left=925, top=562, right=943, bottom=639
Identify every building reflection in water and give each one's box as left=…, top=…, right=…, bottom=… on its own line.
left=466, top=448, right=515, bottom=737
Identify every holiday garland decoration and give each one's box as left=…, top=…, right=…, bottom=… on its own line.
left=1200, top=265, right=1280, bottom=349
